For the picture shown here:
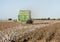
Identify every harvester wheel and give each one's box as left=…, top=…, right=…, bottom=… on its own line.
left=26, top=20, right=33, bottom=24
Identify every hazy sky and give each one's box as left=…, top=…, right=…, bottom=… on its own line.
left=0, top=0, right=60, bottom=20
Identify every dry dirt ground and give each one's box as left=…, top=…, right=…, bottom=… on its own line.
left=0, top=21, right=20, bottom=30
left=0, top=20, right=60, bottom=42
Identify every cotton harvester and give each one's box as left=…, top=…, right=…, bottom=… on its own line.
left=18, top=10, right=33, bottom=24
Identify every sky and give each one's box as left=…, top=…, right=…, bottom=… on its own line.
left=0, top=0, right=60, bottom=20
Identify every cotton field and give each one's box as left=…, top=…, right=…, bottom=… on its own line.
left=0, top=20, right=60, bottom=42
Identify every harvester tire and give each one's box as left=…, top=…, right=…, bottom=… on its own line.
left=26, top=20, right=33, bottom=24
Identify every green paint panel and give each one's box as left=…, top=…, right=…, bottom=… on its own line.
left=19, top=10, right=30, bottom=15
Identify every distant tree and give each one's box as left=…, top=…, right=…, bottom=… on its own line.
left=53, top=18, right=56, bottom=20
left=8, top=18, right=12, bottom=20
left=57, top=18, right=60, bottom=20
left=48, top=17, right=50, bottom=20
